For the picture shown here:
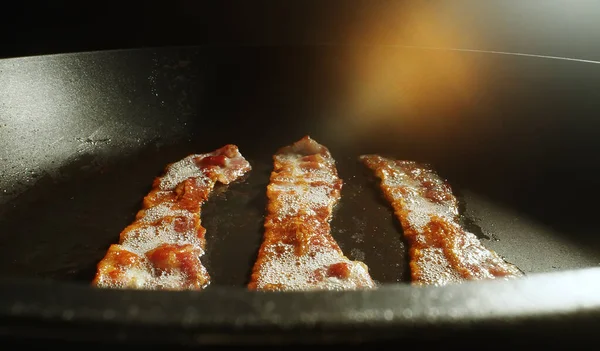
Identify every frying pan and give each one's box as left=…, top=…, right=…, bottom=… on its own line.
left=1, top=45, right=599, bottom=347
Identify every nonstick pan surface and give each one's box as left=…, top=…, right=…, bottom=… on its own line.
left=0, top=46, right=599, bottom=346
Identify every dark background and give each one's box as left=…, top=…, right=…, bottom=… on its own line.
left=3, top=0, right=600, bottom=60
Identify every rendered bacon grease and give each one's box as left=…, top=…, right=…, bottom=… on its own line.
left=360, top=155, right=522, bottom=286
left=248, top=136, right=376, bottom=291
left=93, top=145, right=251, bottom=290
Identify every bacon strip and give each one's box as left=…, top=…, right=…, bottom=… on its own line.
left=93, top=145, right=251, bottom=290
left=360, top=155, right=523, bottom=286
left=248, top=136, right=375, bottom=291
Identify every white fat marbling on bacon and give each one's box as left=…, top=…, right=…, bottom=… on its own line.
left=137, top=203, right=194, bottom=224
left=249, top=136, right=376, bottom=291
left=159, top=155, right=211, bottom=191
left=94, top=145, right=251, bottom=290
left=414, top=247, right=463, bottom=285
left=94, top=256, right=206, bottom=290
left=120, top=220, right=204, bottom=257
left=256, top=244, right=372, bottom=291
left=361, top=154, right=523, bottom=286
left=269, top=183, right=333, bottom=217
left=381, top=164, right=458, bottom=231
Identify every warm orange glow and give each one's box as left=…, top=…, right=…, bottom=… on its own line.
left=328, top=3, right=482, bottom=145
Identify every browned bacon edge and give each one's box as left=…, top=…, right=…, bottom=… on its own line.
left=93, top=144, right=251, bottom=290
left=248, top=136, right=376, bottom=291
left=360, top=154, right=523, bottom=286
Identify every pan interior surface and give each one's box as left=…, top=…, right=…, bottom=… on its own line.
left=0, top=46, right=599, bottom=288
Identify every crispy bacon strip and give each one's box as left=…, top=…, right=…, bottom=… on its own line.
left=93, top=145, right=251, bottom=290
left=248, top=136, right=375, bottom=291
left=360, top=155, right=523, bottom=286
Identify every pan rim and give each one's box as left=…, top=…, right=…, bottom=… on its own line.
left=2, top=44, right=600, bottom=66
left=1, top=267, right=599, bottom=343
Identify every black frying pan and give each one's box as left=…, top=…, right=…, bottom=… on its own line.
left=1, top=46, right=599, bottom=347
